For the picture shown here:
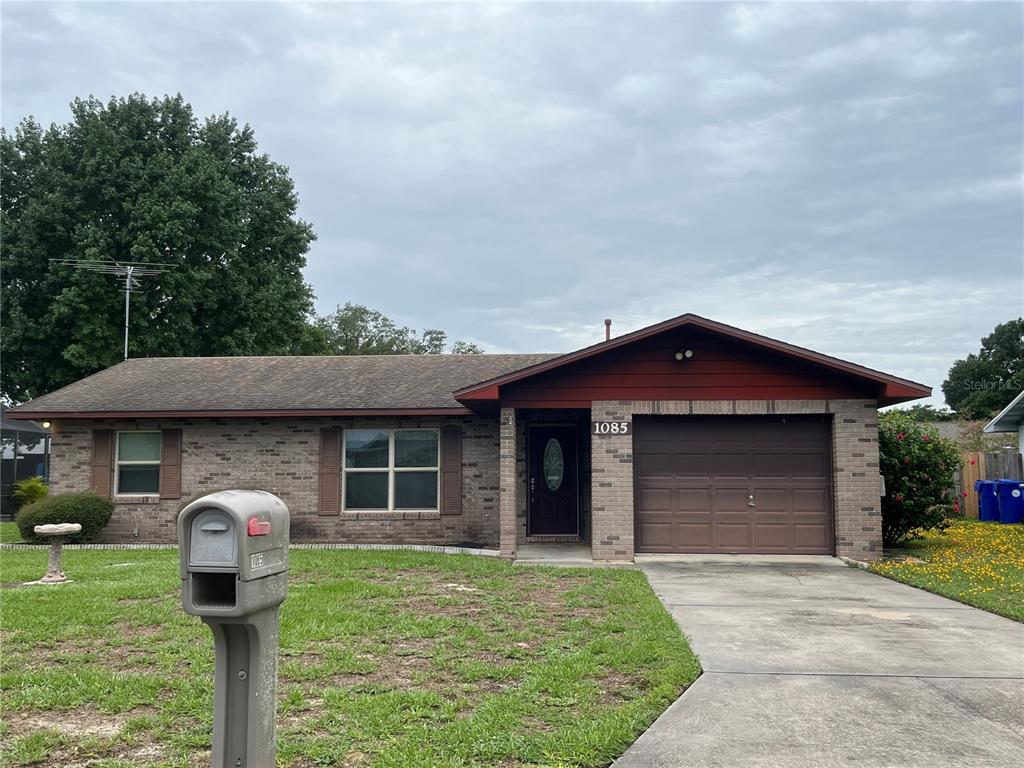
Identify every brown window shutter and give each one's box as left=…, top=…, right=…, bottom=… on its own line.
left=159, top=429, right=183, bottom=499
left=319, top=428, right=342, bottom=515
left=440, top=426, right=462, bottom=516
left=91, top=430, right=114, bottom=498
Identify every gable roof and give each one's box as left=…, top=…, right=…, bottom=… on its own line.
left=6, top=354, right=557, bottom=418
left=7, top=313, right=932, bottom=419
left=454, top=313, right=931, bottom=406
left=984, top=390, right=1024, bottom=433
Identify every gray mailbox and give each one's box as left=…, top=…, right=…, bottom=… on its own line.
left=178, top=490, right=290, bottom=768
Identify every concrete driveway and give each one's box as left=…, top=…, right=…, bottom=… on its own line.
left=616, top=556, right=1024, bottom=768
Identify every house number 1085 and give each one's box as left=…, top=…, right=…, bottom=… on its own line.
left=593, top=421, right=630, bottom=435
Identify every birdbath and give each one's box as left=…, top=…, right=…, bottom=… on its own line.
left=25, top=523, right=82, bottom=585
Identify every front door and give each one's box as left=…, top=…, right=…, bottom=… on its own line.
left=527, top=425, right=579, bottom=535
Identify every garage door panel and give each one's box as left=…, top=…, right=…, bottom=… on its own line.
left=677, top=522, right=714, bottom=549
left=635, top=416, right=833, bottom=555
left=751, top=487, right=788, bottom=512
left=752, top=452, right=789, bottom=476
left=637, top=521, right=674, bottom=552
left=794, top=523, right=828, bottom=549
left=793, top=487, right=828, bottom=513
left=754, top=523, right=789, bottom=548
left=713, top=487, right=751, bottom=513
left=713, top=523, right=752, bottom=550
left=634, top=452, right=675, bottom=477
left=791, top=452, right=828, bottom=478
left=636, top=486, right=673, bottom=512
left=712, top=453, right=750, bottom=477
left=677, top=487, right=713, bottom=511
left=676, top=452, right=713, bottom=477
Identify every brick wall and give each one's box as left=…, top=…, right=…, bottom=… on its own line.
left=591, top=401, right=635, bottom=562
left=498, top=408, right=517, bottom=557
left=49, top=415, right=502, bottom=546
left=829, top=399, right=882, bottom=561
left=590, top=399, right=882, bottom=562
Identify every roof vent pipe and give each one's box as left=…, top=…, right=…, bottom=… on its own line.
left=604, top=318, right=612, bottom=341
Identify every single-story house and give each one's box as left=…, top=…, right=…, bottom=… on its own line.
left=7, top=313, right=930, bottom=562
left=984, top=390, right=1024, bottom=456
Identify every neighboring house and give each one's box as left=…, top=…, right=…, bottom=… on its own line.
left=983, top=390, right=1024, bottom=456
left=0, top=406, right=51, bottom=519
left=6, top=313, right=930, bottom=562
left=928, top=420, right=1018, bottom=453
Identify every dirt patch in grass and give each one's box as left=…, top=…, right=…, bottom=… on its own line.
left=5, top=704, right=154, bottom=739
left=371, top=569, right=604, bottom=627
left=111, top=621, right=166, bottom=639
left=593, top=672, right=649, bottom=705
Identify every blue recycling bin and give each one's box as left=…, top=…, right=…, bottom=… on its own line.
left=974, top=480, right=1000, bottom=522
left=995, top=480, right=1024, bottom=525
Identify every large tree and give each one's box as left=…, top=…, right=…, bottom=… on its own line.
left=1, top=94, right=316, bottom=402
left=942, top=318, right=1024, bottom=419
left=299, top=303, right=484, bottom=355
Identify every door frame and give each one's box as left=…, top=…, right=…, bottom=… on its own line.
left=526, top=423, right=581, bottom=537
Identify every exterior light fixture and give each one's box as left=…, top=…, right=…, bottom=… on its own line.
left=674, top=352, right=684, bottom=361
left=674, top=350, right=694, bottom=361
left=41, top=420, right=52, bottom=429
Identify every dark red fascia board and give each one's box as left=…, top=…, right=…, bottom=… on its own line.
left=454, top=313, right=932, bottom=404
left=4, top=407, right=475, bottom=420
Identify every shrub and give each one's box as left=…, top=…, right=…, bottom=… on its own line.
left=16, top=492, right=114, bottom=544
left=12, top=475, right=49, bottom=508
left=879, top=411, right=962, bottom=547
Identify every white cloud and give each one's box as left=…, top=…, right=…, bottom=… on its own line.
left=607, top=72, right=671, bottom=113
left=844, top=93, right=925, bottom=122
left=802, top=28, right=959, bottom=79
left=921, top=174, right=1024, bottom=205
left=727, top=3, right=836, bottom=41
left=680, top=107, right=809, bottom=179
left=699, top=71, right=782, bottom=106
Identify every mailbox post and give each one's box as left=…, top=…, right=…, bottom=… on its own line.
left=178, top=490, right=290, bottom=768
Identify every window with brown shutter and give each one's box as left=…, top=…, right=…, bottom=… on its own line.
left=91, top=430, right=114, bottom=498
left=319, top=428, right=342, bottom=515
left=440, top=426, right=462, bottom=516
left=159, top=429, right=182, bottom=499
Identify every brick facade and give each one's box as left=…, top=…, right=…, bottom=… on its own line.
left=49, top=415, right=502, bottom=546
left=49, top=399, right=881, bottom=560
left=590, top=399, right=882, bottom=562
left=590, top=401, right=635, bottom=562
left=498, top=408, right=517, bottom=557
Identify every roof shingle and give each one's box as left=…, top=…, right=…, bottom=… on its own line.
left=10, top=355, right=557, bottom=415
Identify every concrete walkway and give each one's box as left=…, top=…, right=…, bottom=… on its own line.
left=615, top=556, right=1024, bottom=768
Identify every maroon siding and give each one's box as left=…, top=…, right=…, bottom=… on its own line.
left=500, top=328, right=879, bottom=408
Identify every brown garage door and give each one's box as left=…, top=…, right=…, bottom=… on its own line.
left=634, top=416, right=833, bottom=554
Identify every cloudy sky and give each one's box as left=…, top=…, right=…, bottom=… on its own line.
left=3, top=1, right=1022, bottom=405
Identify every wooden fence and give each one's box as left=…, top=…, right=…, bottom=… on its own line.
left=958, top=452, right=1024, bottom=518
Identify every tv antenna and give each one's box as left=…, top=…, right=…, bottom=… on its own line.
left=51, top=258, right=174, bottom=360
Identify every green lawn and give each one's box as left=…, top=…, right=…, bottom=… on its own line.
left=0, top=522, right=22, bottom=544
left=869, top=519, right=1024, bottom=622
left=0, top=549, right=698, bottom=767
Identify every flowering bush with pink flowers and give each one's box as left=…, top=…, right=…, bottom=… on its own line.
left=879, top=411, right=962, bottom=546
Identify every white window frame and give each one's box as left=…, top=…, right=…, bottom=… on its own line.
left=342, top=428, right=440, bottom=512
left=115, top=430, right=162, bottom=496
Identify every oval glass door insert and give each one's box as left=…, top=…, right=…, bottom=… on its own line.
left=543, top=438, right=564, bottom=491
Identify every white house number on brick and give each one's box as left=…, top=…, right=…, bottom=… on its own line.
left=593, top=421, right=630, bottom=436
